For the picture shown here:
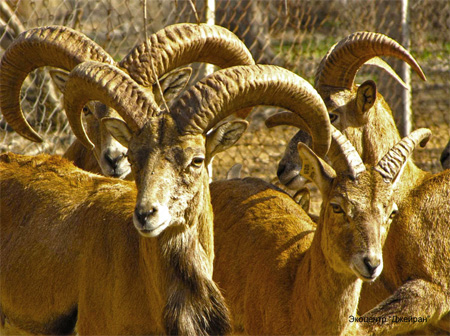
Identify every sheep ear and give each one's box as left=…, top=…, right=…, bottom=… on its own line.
left=356, top=80, right=377, bottom=114
left=206, top=120, right=248, bottom=163
left=49, top=69, right=70, bottom=94
left=226, top=163, right=242, bottom=180
left=153, top=67, right=192, bottom=105
left=101, top=117, right=132, bottom=148
left=297, top=142, right=336, bottom=197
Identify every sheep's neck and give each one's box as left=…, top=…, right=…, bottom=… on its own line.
left=292, top=225, right=361, bottom=335
left=140, top=186, right=230, bottom=335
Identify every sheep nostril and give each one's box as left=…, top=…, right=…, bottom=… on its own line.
left=363, top=256, right=381, bottom=276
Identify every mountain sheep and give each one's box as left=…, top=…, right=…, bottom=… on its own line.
left=211, top=125, right=431, bottom=334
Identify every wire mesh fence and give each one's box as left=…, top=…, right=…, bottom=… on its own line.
left=1, top=0, right=449, bottom=187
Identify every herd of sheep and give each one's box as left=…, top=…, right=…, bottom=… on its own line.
left=0, top=22, right=449, bottom=335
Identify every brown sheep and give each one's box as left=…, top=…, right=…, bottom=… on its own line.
left=273, top=31, right=449, bottom=334
left=0, top=64, right=332, bottom=334
left=211, top=125, right=431, bottom=335
left=0, top=23, right=255, bottom=179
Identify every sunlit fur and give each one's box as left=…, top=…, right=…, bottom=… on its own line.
left=318, top=84, right=450, bottom=334
left=0, top=152, right=230, bottom=335
left=211, top=165, right=397, bottom=335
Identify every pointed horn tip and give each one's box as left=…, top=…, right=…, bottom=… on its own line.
left=26, top=133, right=44, bottom=143
left=264, top=117, right=278, bottom=129
left=418, top=129, right=432, bottom=148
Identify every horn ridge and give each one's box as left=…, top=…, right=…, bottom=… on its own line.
left=119, top=23, right=255, bottom=88
left=328, top=127, right=366, bottom=177
left=172, top=64, right=331, bottom=158
left=0, top=25, right=115, bottom=143
left=315, top=31, right=426, bottom=90
left=375, top=128, right=431, bottom=182
left=63, top=61, right=160, bottom=149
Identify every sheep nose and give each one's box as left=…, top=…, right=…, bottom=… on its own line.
left=277, top=163, right=286, bottom=178
left=104, top=150, right=124, bottom=170
left=134, top=206, right=158, bottom=227
left=363, top=256, right=381, bottom=276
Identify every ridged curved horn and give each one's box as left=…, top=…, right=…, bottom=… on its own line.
left=266, top=111, right=364, bottom=176
left=172, top=65, right=331, bottom=158
left=119, top=23, right=255, bottom=88
left=328, top=127, right=365, bottom=178
left=375, top=128, right=431, bottom=183
left=63, top=61, right=160, bottom=149
left=315, top=31, right=426, bottom=89
left=265, top=111, right=306, bottom=129
left=0, top=25, right=115, bottom=142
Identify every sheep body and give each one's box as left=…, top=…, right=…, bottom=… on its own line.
left=0, top=152, right=230, bottom=335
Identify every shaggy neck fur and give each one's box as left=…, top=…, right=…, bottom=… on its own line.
left=141, top=182, right=231, bottom=335
left=292, top=213, right=362, bottom=335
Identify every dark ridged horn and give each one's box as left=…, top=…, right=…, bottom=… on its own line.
left=119, top=23, right=255, bottom=88
left=375, top=128, right=431, bottom=182
left=0, top=25, right=115, bottom=142
left=315, top=31, right=426, bottom=90
left=172, top=65, right=331, bottom=158
left=266, top=111, right=364, bottom=176
left=63, top=61, right=160, bottom=150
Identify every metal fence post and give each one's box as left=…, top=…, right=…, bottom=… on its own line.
left=205, top=0, right=216, bottom=181
left=400, top=0, right=412, bottom=136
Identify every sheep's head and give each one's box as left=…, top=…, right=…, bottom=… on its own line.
left=0, top=23, right=255, bottom=179
left=297, top=127, right=431, bottom=281
left=60, top=64, right=331, bottom=238
left=314, top=31, right=426, bottom=163
left=50, top=67, right=192, bottom=179
left=267, top=109, right=430, bottom=280
left=104, top=113, right=248, bottom=237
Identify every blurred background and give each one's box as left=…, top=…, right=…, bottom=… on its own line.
left=1, top=0, right=448, bottom=187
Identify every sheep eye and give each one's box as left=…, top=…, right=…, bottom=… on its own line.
left=329, top=113, right=338, bottom=123
left=191, top=157, right=204, bottom=168
left=82, top=106, right=92, bottom=115
left=389, top=209, right=398, bottom=219
left=330, top=203, right=343, bottom=214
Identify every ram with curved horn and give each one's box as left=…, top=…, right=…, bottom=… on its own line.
left=276, top=31, right=428, bottom=193
left=0, top=64, right=331, bottom=335
left=211, top=117, right=431, bottom=334
left=314, top=31, right=427, bottom=165
left=0, top=23, right=255, bottom=178
left=49, top=67, right=192, bottom=178
left=280, top=31, right=450, bottom=334
left=269, top=106, right=450, bottom=334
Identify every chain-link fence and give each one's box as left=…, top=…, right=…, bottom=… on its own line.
left=1, top=0, right=449, bottom=186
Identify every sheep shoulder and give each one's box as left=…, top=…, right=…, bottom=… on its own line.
left=383, top=170, right=450, bottom=287
left=210, top=177, right=315, bottom=333
left=0, top=152, right=140, bottom=334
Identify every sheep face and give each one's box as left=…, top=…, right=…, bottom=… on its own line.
left=105, top=115, right=247, bottom=238
left=320, top=170, right=397, bottom=281
left=50, top=69, right=131, bottom=178
left=128, top=119, right=208, bottom=237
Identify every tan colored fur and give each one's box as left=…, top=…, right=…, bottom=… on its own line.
left=211, top=165, right=397, bottom=335
left=320, top=85, right=450, bottom=334
left=0, top=152, right=230, bottom=335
